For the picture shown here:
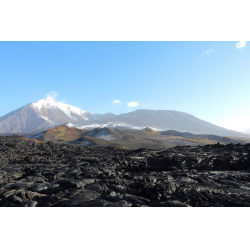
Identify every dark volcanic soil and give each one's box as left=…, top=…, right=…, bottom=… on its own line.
left=1, top=136, right=250, bottom=207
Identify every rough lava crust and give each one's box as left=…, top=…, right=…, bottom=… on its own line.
left=1, top=136, right=250, bottom=207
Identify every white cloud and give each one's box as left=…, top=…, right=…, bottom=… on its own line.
left=46, top=91, right=58, bottom=99
left=236, top=41, right=247, bottom=50
left=202, top=48, right=215, bottom=56
left=112, top=100, right=122, bottom=104
left=127, top=101, right=139, bottom=107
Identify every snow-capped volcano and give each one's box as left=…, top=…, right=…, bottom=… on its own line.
left=0, top=98, right=96, bottom=133
left=32, top=97, right=91, bottom=121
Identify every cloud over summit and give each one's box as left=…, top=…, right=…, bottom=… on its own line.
left=46, top=91, right=58, bottom=99
left=127, top=101, right=139, bottom=107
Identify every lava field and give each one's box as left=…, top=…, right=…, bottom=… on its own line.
left=1, top=136, right=250, bottom=207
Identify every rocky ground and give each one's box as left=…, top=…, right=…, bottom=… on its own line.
left=1, top=136, right=250, bottom=207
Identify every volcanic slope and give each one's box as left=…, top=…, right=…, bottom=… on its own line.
left=31, top=125, right=86, bottom=142
left=91, top=109, right=248, bottom=137
left=69, top=126, right=246, bottom=149
left=72, top=109, right=250, bottom=138
left=65, top=127, right=168, bottom=150
left=0, top=97, right=95, bottom=134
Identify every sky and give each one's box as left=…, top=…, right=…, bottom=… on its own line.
left=0, top=41, right=249, bottom=132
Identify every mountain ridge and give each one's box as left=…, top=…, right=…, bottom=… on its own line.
left=0, top=98, right=249, bottom=138
left=26, top=125, right=249, bottom=150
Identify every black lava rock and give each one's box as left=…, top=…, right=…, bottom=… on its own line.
left=1, top=135, right=250, bottom=207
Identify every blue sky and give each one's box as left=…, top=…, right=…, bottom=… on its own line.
left=0, top=41, right=249, bottom=132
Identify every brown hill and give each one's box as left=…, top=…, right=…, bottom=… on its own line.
left=67, top=127, right=174, bottom=150
left=39, top=125, right=86, bottom=142
left=140, top=127, right=159, bottom=137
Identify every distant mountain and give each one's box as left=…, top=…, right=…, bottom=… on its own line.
left=0, top=97, right=95, bottom=133
left=0, top=98, right=249, bottom=138
left=75, top=109, right=250, bottom=138
left=244, top=128, right=250, bottom=134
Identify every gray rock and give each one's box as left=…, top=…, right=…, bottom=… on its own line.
left=149, top=200, right=190, bottom=207
left=105, top=191, right=124, bottom=201
left=32, top=184, right=48, bottom=192
left=106, top=200, right=132, bottom=207
left=85, top=182, right=107, bottom=194
left=123, top=194, right=150, bottom=205
left=9, top=195, right=22, bottom=204
left=66, top=189, right=99, bottom=206
left=75, top=199, right=110, bottom=207
left=58, top=179, right=86, bottom=189
left=19, top=200, right=38, bottom=207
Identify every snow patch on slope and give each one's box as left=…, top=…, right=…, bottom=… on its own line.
left=86, top=128, right=115, bottom=141
left=66, top=123, right=75, bottom=127
left=41, top=116, right=55, bottom=123
left=32, top=97, right=90, bottom=120
left=75, top=122, right=161, bottom=131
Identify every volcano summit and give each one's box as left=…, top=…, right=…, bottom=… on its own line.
left=0, top=98, right=95, bottom=134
